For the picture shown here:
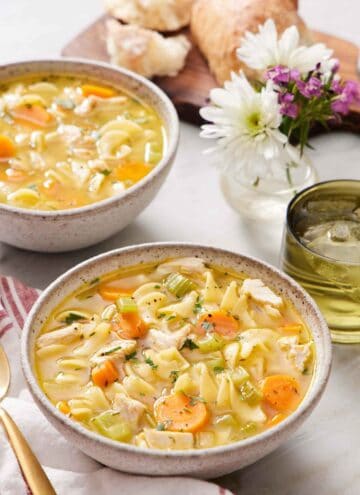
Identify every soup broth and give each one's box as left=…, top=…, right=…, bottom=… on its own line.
left=0, top=76, right=164, bottom=210
left=35, top=258, right=315, bottom=450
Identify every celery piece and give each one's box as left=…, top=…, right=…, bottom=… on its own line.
left=165, top=273, right=196, bottom=298
left=116, top=296, right=137, bottom=313
left=231, top=367, right=250, bottom=386
left=207, top=357, right=225, bottom=371
left=197, top=334, right=224, bottom=354
left=241, top=422, right=258, bottom=436
left=238, top=381, right=262, bottom=406
left=92, top=412, right=132, bottom=442
left=215, top=414, right=238, bottom=427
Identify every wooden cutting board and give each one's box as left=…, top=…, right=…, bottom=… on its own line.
left=62, top=15, right=360, bottom=131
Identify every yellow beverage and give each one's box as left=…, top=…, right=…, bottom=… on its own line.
left=281, top=180, right=360, bottom=343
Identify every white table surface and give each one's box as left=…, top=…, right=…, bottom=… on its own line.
left=0, top=1, right=359, bottom=494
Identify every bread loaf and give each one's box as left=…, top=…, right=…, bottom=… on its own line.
left=105, top=0, right=196, bottom=32
left=191, top=0, right=311, bottom=85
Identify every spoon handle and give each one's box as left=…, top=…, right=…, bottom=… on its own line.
left=0, top=407, right=56, bottom=495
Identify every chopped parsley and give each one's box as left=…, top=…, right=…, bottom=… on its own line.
left=90, top=277, right=100, bottom=285
left=100, top=345, right=122, bottom=356
left=100, top=169, right=111, bottom=176
left=145, top=357, right=158, bottom=370
left=201, top=321, right=214, bottom=331
left=125, top=351, right=137, bottom=361
left=170, top=370, right=179, bottom=383
left=181, top=339, right=199, bottom=351
left=166, top=315, right=176, bottom=321
left=89, top=331, right=96, bottom=337
left=156, top=423, right=166, bottom=431
left=154, top=284, right=161, bottom=289
left=64, top=313, right=84, bottom=325
left=189, top=396, right=206, bottom=406
left=213, top=366, right=225, bottom=374
left=193, top=297, right=203, bottom=315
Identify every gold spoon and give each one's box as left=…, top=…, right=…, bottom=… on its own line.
left=0, top=344, right=56, bottom=494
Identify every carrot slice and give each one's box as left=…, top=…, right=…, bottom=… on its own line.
left=81, top=84, right=116, bottom=98
left=196, top=311, right=239, bottom=338
left=91, top=360, right=118, bottom=388
left=155, top=393, right=209, bottom=433
left=56, top=401, right=70, bottom=415
left=0, top=135, right=15, bottom=160
left=262, top=375, right=300, bottom=412
left=11, top=103, right=53, bottom=128
left=267, top=412, right=287, bottom=427
left=116, top=162, right=151, bottom=183
left=111, top=312, right=148, bottom=340
left=98, top=284, right=133, bottom=301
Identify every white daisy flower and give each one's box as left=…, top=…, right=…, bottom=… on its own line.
left=236, top=19, right=335, bottom=76
left=200, top=71, right=287, bottom=175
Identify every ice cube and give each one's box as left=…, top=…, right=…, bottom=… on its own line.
left=329, top=223, right=350, bottom=242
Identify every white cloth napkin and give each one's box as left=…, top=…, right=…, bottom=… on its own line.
left=0, top=276, right=233, bottom=495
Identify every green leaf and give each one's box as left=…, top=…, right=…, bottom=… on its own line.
left=125, top=351, right=137, bottom=361
left=100, top=345, right=123, bottom=357
left=181, top=339, right=199, bottom=351
left=145, top=357, right=158, bottom=370
left=64, top=313, right=84, bottom=325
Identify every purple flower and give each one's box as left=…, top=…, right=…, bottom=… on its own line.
left=331, top=80, right=360, bottom=115
left=278, top=92, right=299, bottom=118
left=289, top=69, right=301, bottom=81
left=343, top=80, right=360, bottom=100
left=331, top=78, right=343, bottom=94
left=280, top=102, right=299, bottom=118
left=297, top=77, right=323, bottom=98
left=331, top=59, right=340, bottom=74
left=266, top=65, right=300, bottom=85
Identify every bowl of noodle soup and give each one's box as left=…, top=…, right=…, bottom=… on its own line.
left=0, top=59, right=179, bottom=252
left=21, top=243, right=332, bottom=478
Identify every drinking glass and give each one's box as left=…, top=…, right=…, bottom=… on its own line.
left=281, top=180, right=360, bottom=343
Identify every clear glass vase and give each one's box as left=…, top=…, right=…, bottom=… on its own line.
left=220, top=150, right=318, bottom=222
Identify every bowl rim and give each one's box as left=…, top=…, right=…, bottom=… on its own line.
left=21, top=242, right=332, bottom=458
left=0, top=57, right=179, bottom=218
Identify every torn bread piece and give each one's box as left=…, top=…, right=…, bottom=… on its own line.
left=104, top=0, right=195, bottom=32
left=106, top=20, right=191, bottom=79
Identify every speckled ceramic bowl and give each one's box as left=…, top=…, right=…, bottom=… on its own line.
left=21, top=243, right=332, bottom=478
left=0, top=59, right=179, bottom=252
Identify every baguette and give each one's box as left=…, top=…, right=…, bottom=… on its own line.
left=191, top=0, right=311, bottom=85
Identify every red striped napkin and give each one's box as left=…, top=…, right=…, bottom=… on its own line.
left=0, top=276, right=234, bottom=495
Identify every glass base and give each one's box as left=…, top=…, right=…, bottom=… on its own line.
left=220, top=163, right=318, bottom=222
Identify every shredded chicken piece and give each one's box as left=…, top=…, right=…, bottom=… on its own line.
left=278, top=336, right=312, bottom=373
left=241, top=279, right=283, bottom=307
left=113, top=393, right=146, bottom=428
left=74, top=95, right=127, bottom=116
left=140, top=325, right=191, bottom=351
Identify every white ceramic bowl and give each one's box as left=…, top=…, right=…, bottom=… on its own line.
left=0, top=59, right=179, bottom=252
left=21, top=243, right=332, bottom=478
